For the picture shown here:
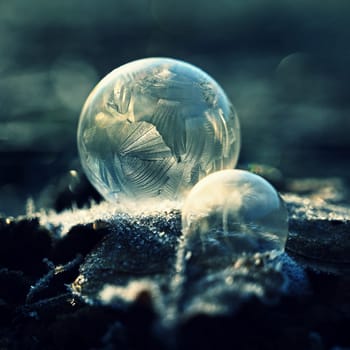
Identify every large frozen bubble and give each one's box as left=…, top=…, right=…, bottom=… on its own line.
left=77, top=58, right=240, bottom=202
left=181, top=169, right=288, bottom=264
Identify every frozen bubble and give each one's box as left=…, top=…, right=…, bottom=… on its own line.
left=181, top=169, right=288, bottom=265
left=77, top=58, right=240, bottom=202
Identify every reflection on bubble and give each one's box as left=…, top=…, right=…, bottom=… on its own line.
left=78, top=57, right=240, bottom=202
left=181, top=170, right=288, bottom=268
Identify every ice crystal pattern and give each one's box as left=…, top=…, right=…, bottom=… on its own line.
left=77, top=58, right=240, bottom=202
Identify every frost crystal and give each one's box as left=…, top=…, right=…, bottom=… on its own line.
left=77, top=58, right=240, bottom=202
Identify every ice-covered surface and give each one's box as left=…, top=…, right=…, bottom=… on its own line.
left=285, top=192, right=350, bottom=271
left=39, top=199, right=182, bottom=237
left=52, top=185, right=345, bottom=325
left=70, top=206, right=308, bottom=323
left=0, top=176, right=349, bottom=349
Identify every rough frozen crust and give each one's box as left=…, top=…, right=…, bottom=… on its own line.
left=286, top=193, right=350, bottom=268
left=63, top=185, right=349, bottom=315
left=1, top=177, right=350, bottom=348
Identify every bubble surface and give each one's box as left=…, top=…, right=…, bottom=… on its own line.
left=181, top=169, right=288, bottom=264
left=77, top=58, right=240, bottom=202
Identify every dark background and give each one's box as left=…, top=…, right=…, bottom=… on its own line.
left=0, top=0, right=349, bottom=216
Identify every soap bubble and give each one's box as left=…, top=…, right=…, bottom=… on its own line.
left=77, top=58, right=240, bottom=202
left=181, top=170, right=288, bottom=267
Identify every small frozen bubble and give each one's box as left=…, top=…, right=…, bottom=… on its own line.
left=181, top=169, right=288, bottom=266
left=77, top=57, right=240, bottom=202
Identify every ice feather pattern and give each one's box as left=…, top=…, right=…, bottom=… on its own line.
left=120, top=156, right=174, bottom=197
left=145, top=102, right=229, bottom=167
left=77, top=58, right=240, bottom=201
left=146, top=99, right=186, bottom=160
left=107, top=121, right=172, bottom=160
left=107, top=80, right=132, bottom=114
left=105, top=121, right=175, bottom=196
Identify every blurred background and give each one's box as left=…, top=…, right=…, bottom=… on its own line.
left=0, top=0, right=349, bottom=215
